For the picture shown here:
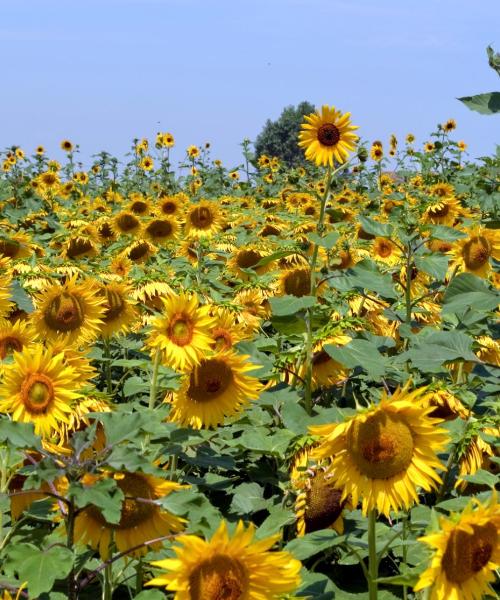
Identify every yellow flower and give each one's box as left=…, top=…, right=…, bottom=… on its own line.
left=291, top=445, right=348, bottom=537
left=457, top=140, right=467, bottom=152
left=0, top=273, right=13, bottom=319
left=144, top=216, right=180, bottom=246
left=147, top=519, right=302, bottom=599
left=309, top=382, right=449, bottom=516
left=32, top=276, right=105, bottom=347
left=298, top=105, right=359, bottom=166
left=0, top=318, right=36, bottom=362
left=74, top=471, right=187, bottom=559
left=451, top=226, right=500, bottom=279
left=168, top=350, right=263, bottom=429
left=370, top=144, right=384, bottom=161
left=414, top=494, right=500, bottom=600
left=425, top=142, right=435, bottom=153
left=139, top=155, right=154, bottom=171
left=146, top=292, right=215, bottom=371
left=442, top=118, right=457, bottom=132
left=0, top=343, right=83, bottom=438
left=97, top=281, right=138, bottom=338
left=184, top=200, right=222, bottom=239
left=372, top=237, right=402, bottom=265
left=60, top=139, right=73, bottom=152
left=187, top=145, right=200, bottom=158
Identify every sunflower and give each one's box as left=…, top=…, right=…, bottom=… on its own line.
left=458, top=140, right=467, bottom=152
left=133, top=279, right=174, bottom=312
left=291, top=445, right=347, bottom=537
left=147, top=519, right=301, bottom=599
left=209, top=307, right=249, bottom=351
left=110, top=254, right=132, bottom=278
left=60, top=139, right=73, bottom=152
left=372, top=237, right=402, bottom=265
left=451, top=226, right=500, bottom=279
left=227, top=246, right=269, bottom=281
left=74, top=471, right=187, bottom=559
left=476, top=335, right=500, bottom=366
left=128, top=194, right=151, bottom=216
left=423, top=197, right=461, bottom=227
left=97, top=281, right=138, bottom=338
left=144, top=216, right=180, bottom=246
left=0, top=319, right=36, bottom=362
left=146, top=292, right=215, bottom=371
left=0, top=274, right=13, bottom=319
left=298, top=105, right=359, bottom=166
left=96, top=218, right=118, bottom=244
left=442, top=118, right=457, bottom=132
left=299, top=335, right=351, bottom=390
left=60, top=234, right=99, bottom=260
left=168, top=350, right=262, bottom=429
left=112, top=210, right=142, bottom=237
left=139, top=156, right=154, bottom=171
left=32, top=276, right=105, bottom=346
left=184, top=200, right=222, bottom=239
left=0, top=344, right=82, bottom=438
left=276, top=267, right=314, bottom=298
left=370, top=144, right=384, bottom=161
left=233, top=288, right=270, bottom=332
left=414, top=494, right=500, bottom=600
left=425, top=142, right=435, bottom=153
left=157, top=193, right=186, bottom=217
left=124, top=239, right=157, bottom=263
left=309, top=382, right=449, bottom=516
left=0, top=232, right=32, bottom=260
left=424, top=387, right=469, bottom=421
left=187, top=145, right=200, bottom=158
left=456, top=433, right=494, bottom=490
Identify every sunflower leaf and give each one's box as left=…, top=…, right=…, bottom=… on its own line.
left=442, top=273, right=499, bottom=314
left=69, top=478, right=124, bottom=524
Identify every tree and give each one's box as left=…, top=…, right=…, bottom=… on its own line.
left=254, top=101, right=316, bottom=168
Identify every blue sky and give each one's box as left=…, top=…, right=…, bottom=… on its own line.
left=1, top=0, right=499, bottom=168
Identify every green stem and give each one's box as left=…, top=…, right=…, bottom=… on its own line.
left=135, top=558, right=143, bottom=595
left=402, top=513, right=408, bottom=600
left=149, top=350, right=162, bottom=410
left=66, top=502, right=77, bottom=600
left=404, top=243, right=413, bottom=325
left=104, top=339, right=113, bottom=395
left=368, top=509, right=378, bottom=600
left=103, top=562, right=113, bottom=600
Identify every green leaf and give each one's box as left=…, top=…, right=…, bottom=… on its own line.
left=269, top=295, right=316, bottom=316
left=415, top=254, right=449, bottom=280
left=230, top=482, right=266, bottom=515
left=134, top=591, right=166, bottom=600
left=401, top=329, right=477, bottom=372
left=255, top=249, right=300, bottom=268
left=0, top=420, right=41, bottom=449
left=123, top=375, right=149, bottom=397
left=9, top=280, right=34, bottom=312
left=325, top=339, right=388, bottom=378
left=462, top=469, right=499, bottom=488
left=487, top=45, right=500, bottom=76
left=357, top=215, right=392, bottom=237
left=4, top=544, right=73, bottom=598
left=426, top=225, right=467, bottom=241
left=271, top=313, right=307, bottom=336
left=285, top=529, right=346, bottom=560
left=458, top=92, right=500, bottom=114
left=69, top=478, right=124, bottom=524
left=328, top=259, right=397, bottom=299
left=256, top=504, right=295, bottom=538
left=308, top=231, right=340, bottom=248
left=442, top=273, right=499, bottom=314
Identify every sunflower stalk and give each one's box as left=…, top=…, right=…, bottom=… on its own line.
left=148, top=350, right=162, bottom=410
left=367, top=508, right=379, bottom=600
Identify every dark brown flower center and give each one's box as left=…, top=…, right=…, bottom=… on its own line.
left=128, top=242, right=151, bottom=261
left=190, top=206, right=214, bottom=229
left=348, top=412, right=414, bottom=479
left=283, top=268, right=311, bottom=297
left=442, top=523, right=497, bottom=584
left=0, top=335, right=23, bottom=359
left=317, top=123, right=341, bottom=147
left=236, top=250, right=261, bottom=270
left=116, top=213, right=140, bottom=232
left=463, top=236, right=491, bottom=270
left=188, top=359, right=233, bottom=403
left=161, top=200, right=177, bottom=214
left=0, top=238, right=21, bottom=258
left=304, top=471, right=345, bottom=533
left=66, top=237, right=94, bottom=259
left=44, top=292, right=84, bottom=332
left=146, top=219, right=173, bottom=239
left=189, top=555, right=246, bottom=600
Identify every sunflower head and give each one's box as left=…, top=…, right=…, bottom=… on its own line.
left=298, top=105, right=359, bottom=166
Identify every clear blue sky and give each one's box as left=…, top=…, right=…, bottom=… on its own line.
left=1, top=0, right=499, bottom=168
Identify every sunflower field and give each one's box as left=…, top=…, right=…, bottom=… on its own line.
left=0, top=108, right=499, bottom=600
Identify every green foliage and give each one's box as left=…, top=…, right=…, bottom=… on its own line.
left=458, top=45, right=500, bottom=114
left=254, top=101, right=316, bottom=167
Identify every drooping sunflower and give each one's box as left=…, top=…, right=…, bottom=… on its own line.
left=309, top=382, right=449, bottom=516
left=233, top=288, right=270, bottom=333
left=276, top=266, right=313, bottom=298
left=0, top=232, right=33, bottom=260
left=424, top=387, right=469, bottom=421
left=423, top=197, right=461, bottom=227
left=60, top=234, right=99, bottom=261
left=146, top=292, right=215, bottom=371
left=291, top=445, right=348, bottom=537
left=97, top=281, right=138, bottom=338
left=414, top=494, right=500, bottom=600
left=32, top=276, right=105, bottom=346
left=147, top=519, right=302, bottom=599
left=451, top=226, right=500, bottom=279
left=0, top=273, right=13, bottom=319
left=168, top=350, right=262, bottom=429
left=0, top=344, right=82, bottom=438
left=74, top=471, right=187, bottom=559
left=227, top=246, right=269, bottom=281
left=184, top=200, right=222, bottom=239
left=124, top=239, right=157, bottom=263
left=298, top=105, right=359, bottom=166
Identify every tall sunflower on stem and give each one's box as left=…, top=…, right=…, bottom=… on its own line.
left=297, top=104, right=359, bottom=414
